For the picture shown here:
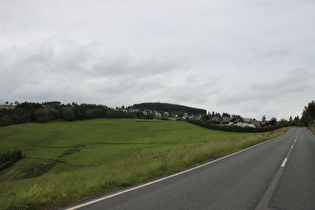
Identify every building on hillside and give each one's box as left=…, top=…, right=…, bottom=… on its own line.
left=154, top=111, right=162, bottom=117
left=249, top=119, right=260, bottom=127
left=221, top=117, right=232, bottom=124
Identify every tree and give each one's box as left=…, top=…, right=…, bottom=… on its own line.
left=60, top=107, right=76, bottom=121
left=293, top=116, right=300, bottom=122
left=301, top=101, right=315, bottom=126
left=48, top=109, right=59, bottom=120
left=269, top=117, right=278, bottom=125
left=35, top=108, right=49, bottom=122
left=279, top=119, right=289, bottom=127
left=0, top=116, right=13, bottom=126
left=85, top=109, right=97, bottom=119
left=289, top=116, right=293, bottom=123
left=222, top=113, right=231, bottom=118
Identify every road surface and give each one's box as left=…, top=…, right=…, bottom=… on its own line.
left=66, top=128, right=315, bottom=210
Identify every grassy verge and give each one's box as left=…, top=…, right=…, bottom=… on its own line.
left=0, top=105, right=15, bottom=109
left=308, top=121, right=315, bottom=135
left=0, top=119, right=289, bottom=209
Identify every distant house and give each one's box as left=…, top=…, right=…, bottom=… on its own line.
left=261, top=120, right=270, bottom=127
left=154, top=111, right=162, bottom=117
left=210, top=116, right=222, bottom=124
left=183, top=113, right=189, bottom=119
left=194, top=114, right=202, bottom=120
left=221, top=117, right=232, bottom=124
left=249, top=119, right=260, bottom=127
left=243, top=118, right=251, bottom=124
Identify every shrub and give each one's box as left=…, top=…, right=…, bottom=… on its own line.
left=35, top=108, right=49, bottom=122
left=60, top=107, right=76, bottom=121
left=0, top=150, right=25, bottom=171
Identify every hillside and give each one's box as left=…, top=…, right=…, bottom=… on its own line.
left=132, top=102, right=207, bottom=115
left=0, top=119, right=288, bottom=209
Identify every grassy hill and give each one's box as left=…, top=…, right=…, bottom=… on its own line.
left=0, top=119, right=289, bottom=209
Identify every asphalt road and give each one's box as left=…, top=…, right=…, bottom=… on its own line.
left=66, top=128, right=315, bottom=210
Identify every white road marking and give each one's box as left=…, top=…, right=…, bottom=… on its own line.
left=256, top=129, right=297, bottom=210
left=281, top=158, right=288, bottom=167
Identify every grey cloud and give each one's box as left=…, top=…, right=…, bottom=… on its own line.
left=219, top=68, right=313, bottom=105
left=1, top=0, right=315, bottom=119
left=252, top=68, right=313, bottom=94
left=0, top=39, right=190, bottom=104
left=216, top=68, right=315, bottom=118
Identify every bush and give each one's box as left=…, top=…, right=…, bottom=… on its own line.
left=0, top=115, right=13, bottom=126
left=0, top=150, right=25, bottom=171
left=60, top=107, right=76, bottom=121
left=35, top=108, right=49, bottom=122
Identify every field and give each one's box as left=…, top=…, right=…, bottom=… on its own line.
left=0, top=119, right=289, bottom=209
left=0, top=105, right=15, bottom=109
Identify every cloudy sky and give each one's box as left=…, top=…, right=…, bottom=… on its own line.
left=1, top=0, right=314, bottom=119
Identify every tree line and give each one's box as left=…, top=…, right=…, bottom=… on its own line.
left=1, top=100, right=314, bottom=128
left=187, top=119, right=282, bottom=133
left=132, top=102, right=207, bottom=116
left=0, top=102, right=147, bottom=127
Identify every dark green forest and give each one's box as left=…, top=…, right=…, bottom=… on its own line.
left=132, top=102, right=207, bottom=115
left=301, top=100, right=315, bottom=126
left=0, top=102, right=138, bottom=127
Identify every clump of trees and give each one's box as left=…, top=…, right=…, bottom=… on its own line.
left=301, top=101, right=315, bottom=126
left=0, top=150, right=25, bottom=171
left=133, top=102, right=207, bottom=116
left=0, top=102, right=143, bottom=127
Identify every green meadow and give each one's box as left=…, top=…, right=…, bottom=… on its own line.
left=0, top=119, right=289, bottom=209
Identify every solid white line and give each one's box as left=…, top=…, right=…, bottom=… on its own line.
left=281, top=158, right=288, bottom=167
left=66, top=129, right=293, bottom=210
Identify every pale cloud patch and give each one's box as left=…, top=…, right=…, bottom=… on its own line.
left=0, top=39, right=191, bottom=105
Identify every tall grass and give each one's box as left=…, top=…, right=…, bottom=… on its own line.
left=308, top=121, right=315, bottom=135
left=0, top=125, right=289, bottom=209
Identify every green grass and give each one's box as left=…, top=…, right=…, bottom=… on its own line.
left=308, top=121, right=315, bottom=135
left=0, top=119, right=255, bottom=165
left=0, top=105, right=15, bottom=109
left=0, top=119, right=289, bottom=209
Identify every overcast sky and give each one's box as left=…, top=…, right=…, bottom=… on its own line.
left=1, top=0, right=314, bottom=120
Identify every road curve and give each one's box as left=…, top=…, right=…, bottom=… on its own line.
left=66, top=128, right=315, bottom=210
